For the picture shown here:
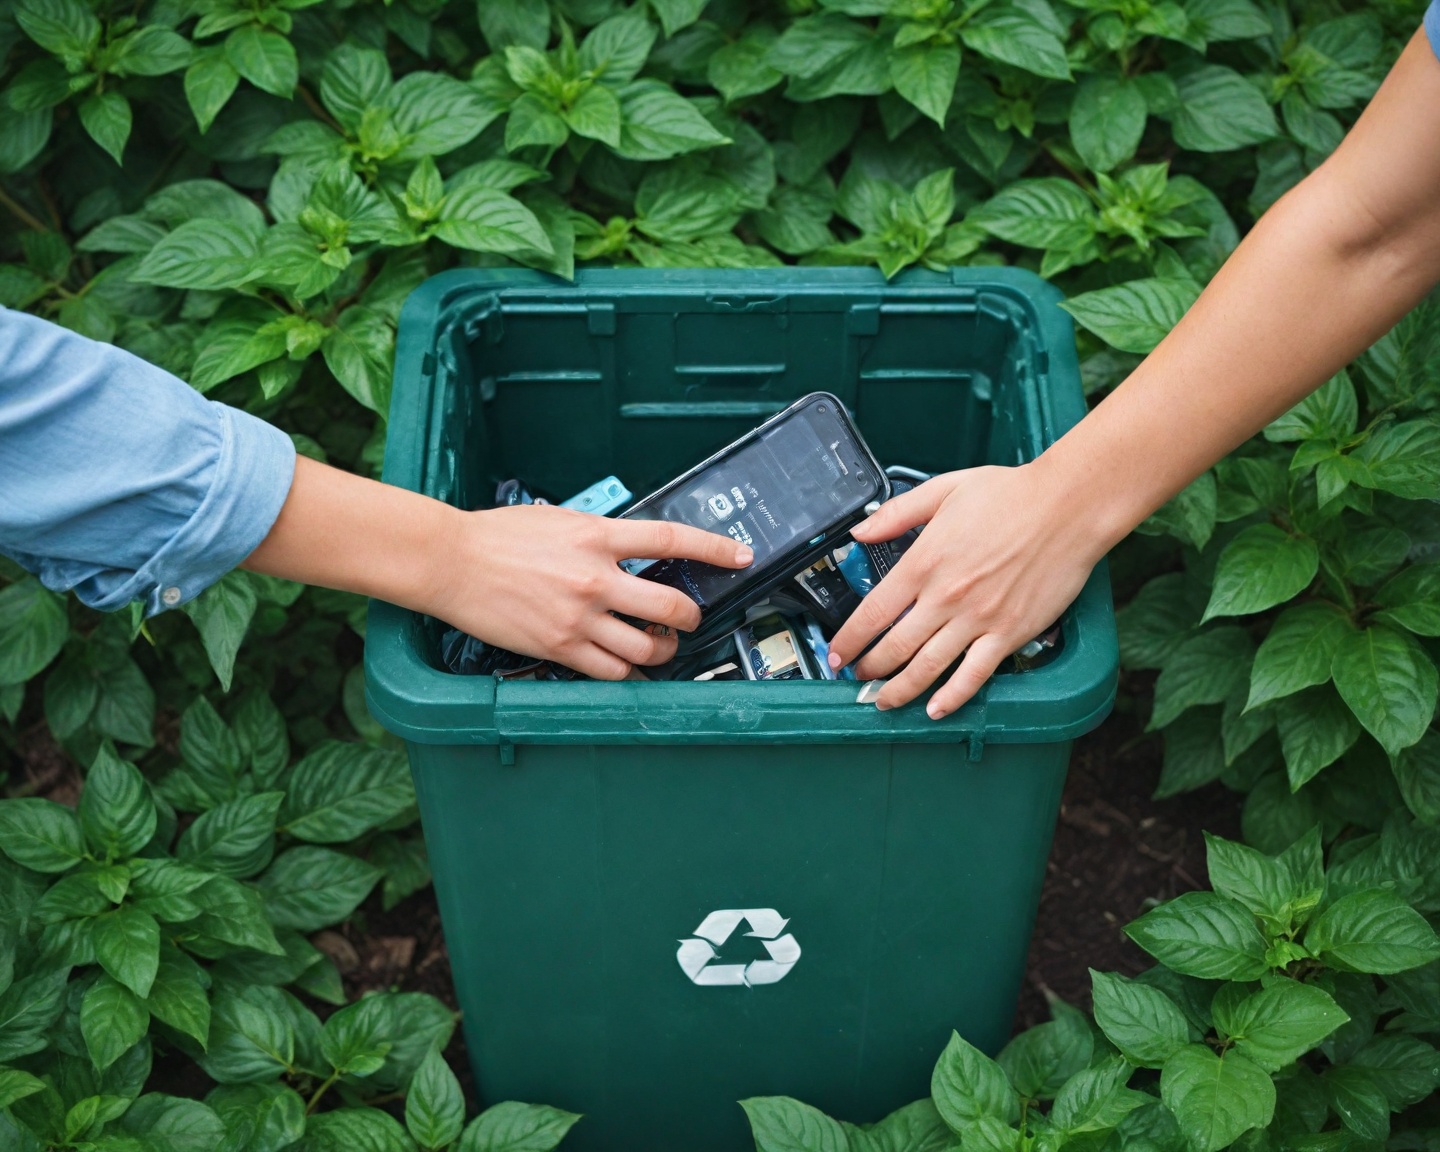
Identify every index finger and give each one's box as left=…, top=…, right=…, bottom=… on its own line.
left=608, top=518, right=754, bottom=569
left=827, top=564, right=919, bottom=670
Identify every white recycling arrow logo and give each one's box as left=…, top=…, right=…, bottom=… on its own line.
left=676, top=908, right=802, bottom=987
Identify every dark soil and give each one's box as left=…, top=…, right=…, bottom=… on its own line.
left=2, top=666, right=1244, bottom=1109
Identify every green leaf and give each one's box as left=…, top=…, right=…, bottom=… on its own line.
left=178, top=791, right=283, bottom=878
left=187, top=874, right=285, bottom=956
left=1157, top=708, right=1226, bottom=798
left=996, top=998, right=1093, bottom=1099
left=615, top=80, right=729, bottom=161
left=81, top=974, right=149, bottom=1070
left=0, top=1069, right=45, bottom=1111
left=561, top=83, right=621, bottom=147
left=1170, top=65, right=1279, bottom=152
left=281, top=742, right=414, bottom=842
left=1274, top=684, right=1361, bottom=791
left=321, top=43, right=392, bottom=133
left=207, top=1083, right=307, bottom=1152
left=386, top=71, right=502, bottom=162
left=1216, top=980, right=1347, bottom=1073
left=320, top=996, right=395, bottom=1078
left=0, top=966, right=68, bottom=1060
left=1061, top=278, right=1198, bottom=354
left=406, top=1045, right=465, bottom=1150
left=889, top=42, right=959, bottom=128
left=196, top=985, right=295, bottom=1084
left=1247, top=602, right=1352, bottom=711
left=224, top=26, right=297, bottom=98
left=1051, top=1056, right=1148, bottom=1133
left=1069, top=77, right=1147, bottom=173
left=1375, top=563, right=1440, bottom=636
left=1331, top=625, right=1438, bottom=756
left=930, top=1030, right=1020, bottom=1132
left=1160, top=1044, right=1275, bottom=1152
left=257, top=846, right=382, bottom=931
left=1304, top=888, right=1440, bottom=973
left=435, top=186, right=552, bottom=255
left=1353, top=419, right=1440, bottom=500
left=1125, top=891, right=1268, bottom=979
left=1185, top=0, right=1270, bottom=41
left=1323, top=1065, right=1390, bottom=1142
left=81, top=743, right=157, bottom=859
left=0, top=107, right=53, bottom=174
left=736, top=1098, right=846, bottom=1152
left=1150, top=626, right=1253, bottom=729
left=132, top=218, right=260, bottom=290
left=321, top=306, right=395, bottom=416
left=1394, top=728, right=1440, bottom=824
left=1348, top=1033, right=1440, bottom=1110
left=636, top=168, right=744, bottom=242
left=1204, top=828, right=1323, bottom=931
left=94, top=905, right=161, bottom=998
left=299, top=1108, right=416, bottom=1152
left=1203, top=525, right=1319, bottom=621
left=15, top=0, right=99, bottom=60
left=184, top=53, right=240, bottom=133
left=458, top=1102, right=581, bottom=1152
left=1090, top=970, right=1189, bottom=1068
left=578, top=11, right=656, bottom=86
left=1265, top=370, right=1359, bottom=443
left=708, top=29, right=784, bottom=103
left=961, top=0, right=1070, bottom=80
left=971, top=178, right=1095, bottom=251
left=183, top=571, right=258, bottom=691
left=0, top=578, right=68, bottom=687
left=477, top=0, right=550, bottom=51
left=0, top=798, right=84, bottom=872
left=145, top=946, right=211, bottom=1047
left=1138, top=472, right=1217, bottom=551
left=78, top=91, right=131, bottom=165
left=110, top=25, right=192, bottom=76
left=649, top=0, right=706, bottom=35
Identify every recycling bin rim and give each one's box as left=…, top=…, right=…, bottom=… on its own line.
left=364, top=266, right=1119, bottom=749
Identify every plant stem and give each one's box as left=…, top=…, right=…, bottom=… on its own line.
left=297, top=84, right=344, bottom=133
left=0, top=186, right=50, bottom=233
left=307, top=1072, right=340, bottom=1114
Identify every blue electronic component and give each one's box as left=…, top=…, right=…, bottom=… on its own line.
left=562, top=475, right=633, bottom=515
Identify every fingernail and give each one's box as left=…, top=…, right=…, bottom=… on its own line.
left=827, top=652, right=842, bottom=669
left=875, top=701, right=891, bottom=711
left=927, top=702, right=947, bottom=720
left=735, top=546, right=753, bottom=565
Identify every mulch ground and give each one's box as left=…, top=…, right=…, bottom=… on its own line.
left=1, top=667, right=1243, bottom=1110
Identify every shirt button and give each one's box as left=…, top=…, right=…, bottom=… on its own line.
left=161, top=586, right=182, bottom=607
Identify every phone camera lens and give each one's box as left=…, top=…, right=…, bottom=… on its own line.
left=855, top=472, right=867, bottom=484
left=817, top=403, right=828, bottom=413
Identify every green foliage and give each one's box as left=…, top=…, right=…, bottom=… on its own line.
left=0, top=0, right=1430, bottom=1145
left=745, top=831, right=1440, bottom=1152
left=0, top=731, right=574, bottom=1148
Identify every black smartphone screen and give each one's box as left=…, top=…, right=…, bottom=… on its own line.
left=622, top=395, right=885, bottom=611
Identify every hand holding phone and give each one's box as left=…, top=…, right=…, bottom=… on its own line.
left=428, top=504, right=753, bottom=680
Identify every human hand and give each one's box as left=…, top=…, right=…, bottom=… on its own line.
left=825, top=463, right=1109, bottom=718
left=429, top=504, right=752, bottom=680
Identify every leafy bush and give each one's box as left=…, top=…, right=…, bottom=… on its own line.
left=743, top=827, right=1440, bottom=1152
left=1, top=0, right=1436, bottom=1146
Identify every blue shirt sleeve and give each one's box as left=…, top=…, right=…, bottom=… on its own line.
left=1426, top=0, right=1440, bottom=58
left=0, top=308, right=296, bottom=615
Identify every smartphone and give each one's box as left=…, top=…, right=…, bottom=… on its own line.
left=619, top=393, right=889, bottom=642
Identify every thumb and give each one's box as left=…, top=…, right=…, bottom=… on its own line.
left=851, top=476, right=951, bottom=542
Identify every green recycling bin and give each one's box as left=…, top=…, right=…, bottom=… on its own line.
left=365, top=267, right=1117, bottom=1152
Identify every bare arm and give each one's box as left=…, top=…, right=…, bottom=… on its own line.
left=828, top=30, right=1440, bottom=716
left=242, top=456, right=751, bottom=679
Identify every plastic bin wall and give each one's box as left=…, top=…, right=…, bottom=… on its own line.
left=365, top=268, right=1119, bottom=1152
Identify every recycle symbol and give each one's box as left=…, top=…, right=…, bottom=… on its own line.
left=676, top=908, right=801, bottom=987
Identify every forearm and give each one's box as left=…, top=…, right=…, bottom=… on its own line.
left=240, top=455, right=459, bottom=613
left=1039, top=31, right=1440, bottom=556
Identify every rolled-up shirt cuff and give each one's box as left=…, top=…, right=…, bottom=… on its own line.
left=131, top=403, right=297, bottom=615
left=1426, top=0, right=1440, bottom=59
